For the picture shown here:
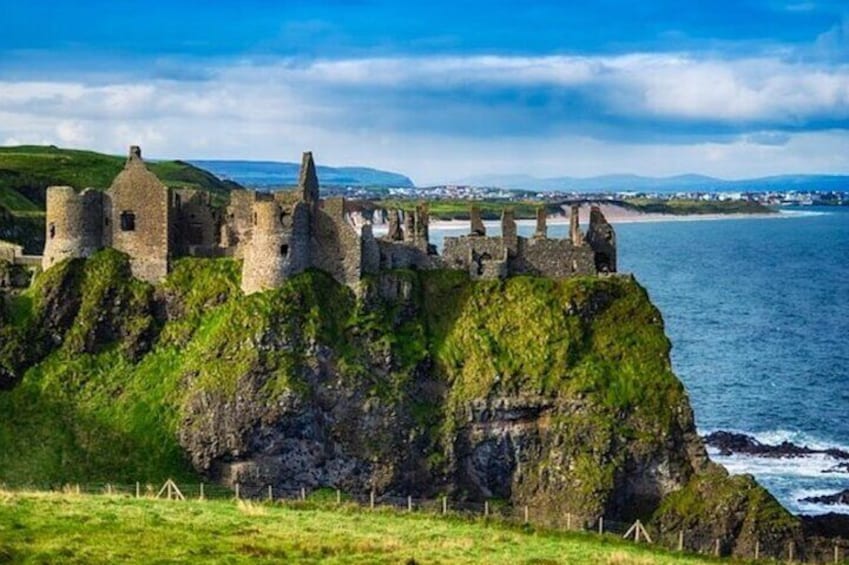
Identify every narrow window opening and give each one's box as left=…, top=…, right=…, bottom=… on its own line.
left=49, top=223, right=56, bottom=239
left=120, top=211, right=136, bottom=232
left=280, top=244, right=289, bottom=257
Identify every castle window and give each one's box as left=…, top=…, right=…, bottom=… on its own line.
left=280, top=244, right=289, bottom=257
left=120, top=211, right=136, bottom=232
left=49, top=223, right=55, bottom=239
left=253, top=213, right=257, bottom=225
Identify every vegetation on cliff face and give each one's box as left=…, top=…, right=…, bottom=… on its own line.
left=0, top=251, right=800, bottom=552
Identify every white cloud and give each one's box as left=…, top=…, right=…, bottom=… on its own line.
left=0, top=52, right=847, bottom=182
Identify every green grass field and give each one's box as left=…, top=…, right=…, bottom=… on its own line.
left=0, top=145, right=235, bottom=212
left=0, top=490, right=720, bottom=564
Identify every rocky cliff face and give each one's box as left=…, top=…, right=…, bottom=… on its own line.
left=0, top=251, right=803, bottom=555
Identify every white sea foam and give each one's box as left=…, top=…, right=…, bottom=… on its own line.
left=709, top=451, right=845, bottom=479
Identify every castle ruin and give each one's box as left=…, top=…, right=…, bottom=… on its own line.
left=43, top=146, right=617, bottom=291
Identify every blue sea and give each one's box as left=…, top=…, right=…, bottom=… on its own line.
left=426, top=207, right=849, bottom=515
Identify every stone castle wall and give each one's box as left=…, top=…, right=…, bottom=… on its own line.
left=41, top=146, right=617, bottom=292
left=106, top=146, right=172, bottom=282
left=174, top=189, right=220, bottom=256
left=42, top=186, right=103, bottom=270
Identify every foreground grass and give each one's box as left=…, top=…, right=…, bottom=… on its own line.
left=0, top=490, right=718, bottom=564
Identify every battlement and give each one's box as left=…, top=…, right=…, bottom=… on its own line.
left=41, top=145, right=616, bottom=292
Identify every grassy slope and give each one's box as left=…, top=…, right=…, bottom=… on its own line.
left=0, top=145, right=235, bottom=212
left=0, top=490, right=714, bottom=564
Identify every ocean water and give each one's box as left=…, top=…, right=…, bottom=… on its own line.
left=427, top=207, right=849, bottom=515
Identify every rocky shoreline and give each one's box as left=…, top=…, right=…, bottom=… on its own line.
left=703, top=430, right=849, bottom=461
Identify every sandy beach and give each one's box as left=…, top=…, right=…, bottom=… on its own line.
left=419, top=204, right=816, bottom=231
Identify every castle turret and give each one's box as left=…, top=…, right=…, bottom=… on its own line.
left=42, top=186, right=103, bottom=270
left=241, top=201, right=289, bottom=294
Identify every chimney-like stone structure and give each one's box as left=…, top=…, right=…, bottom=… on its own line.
left=534, top=206, right=547, bottom=238
left=587, top=205, right=616, bottom=273
left=470, top=205, right=486, bottom=236
left=403, top=211, right=415, bottom=243
left=386, top=209, right=404, bottom=241
left=501, top=208, right=517, bottom=254
left=299, top=151, right=320, bottom=205
left=128, top=145, right=142, bottom=163
left=569, top=205, right=583, bottom=245
left=414, top=202, right=429, bottom=247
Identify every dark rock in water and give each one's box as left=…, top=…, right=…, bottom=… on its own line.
left=823, top=462, right=849, bottom=474
left=703, top=431, right=849, bottom=460
left=799, top=489, right=849, bottom=506
left=802, top=513, right=849, bottom=540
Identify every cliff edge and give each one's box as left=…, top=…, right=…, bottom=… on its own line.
left=0, top=251, right=802, bottom=557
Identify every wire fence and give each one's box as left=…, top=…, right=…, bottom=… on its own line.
left=3, top=481, right=848, bottom=563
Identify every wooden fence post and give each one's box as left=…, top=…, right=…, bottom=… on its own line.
left=267, top=485, right=273, bottom=501
left=789, top=541, right=795, bottom=563
left=714, top=539, right=720, bottom=557
left=336, top=489, right=341, bottom=504
left=235, top=482, right=240, bottom=500
left=370, top=489, right=375, bottom=510
left=598, top=517, right=604, bottom=534
left=678, top=530, right=683, bottom=551
left=484, top=500, right=489, bottom=518
left=566, top=512, right=572, bottom=530
left=200, top=483, right=205, bottom=500
left=834, top=544, right=840, bottom=564
left=524, top=505, right=529, bottom=524
left=407, top=496, right=412, bottom=512
left=300, top=487, right=306, bottom=501
left=135, top=482, right=140, bottom=499
left=442, top=496, right=447, bottom=515
left=755, top=540, right=759, bottom=560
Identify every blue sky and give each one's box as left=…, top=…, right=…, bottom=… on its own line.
left=1, top=1, right=848, bottom=183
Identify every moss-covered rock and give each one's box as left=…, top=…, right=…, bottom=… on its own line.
left=0, top=255, right=802, bottom=553
left=651, top=463, right=803, bottom=559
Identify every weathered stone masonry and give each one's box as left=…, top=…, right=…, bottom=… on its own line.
left=43, top=146, right=617, bottom=290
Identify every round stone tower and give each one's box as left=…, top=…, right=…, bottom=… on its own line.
left=241, top=200, right=288, bottom=294
left=42, top=186, right=103, bottom=270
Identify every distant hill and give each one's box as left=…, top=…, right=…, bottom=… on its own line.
left=191, top=159, right=415, bottom=189
left=455, top=173, right=849, bottom=193
left=0, top=145, right=239, bottom=212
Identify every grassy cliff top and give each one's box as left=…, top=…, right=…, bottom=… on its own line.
left=0, top=490, right=713, bottom=564
left=0, top=145, right=238, bottom=212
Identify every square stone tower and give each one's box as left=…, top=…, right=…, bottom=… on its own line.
left=104, top=146, right=173, bottom=282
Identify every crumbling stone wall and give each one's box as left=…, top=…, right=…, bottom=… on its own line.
left=511, top=238, right=595, bottom=278
left=442, top=205, right=615, bottom=280
left=587, top=205, right=617, bottom=273
left=42, top=186, right=103, bottom=270
left=106, top=146, right=172, bottom=282
left=174, top=189, right=220, bottom=256
left=310, top=198, right=364, bottom=287
left=222, top=189, right=257, bottom=258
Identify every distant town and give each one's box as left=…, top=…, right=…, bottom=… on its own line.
left=324, top=183, right=849, bottom=207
